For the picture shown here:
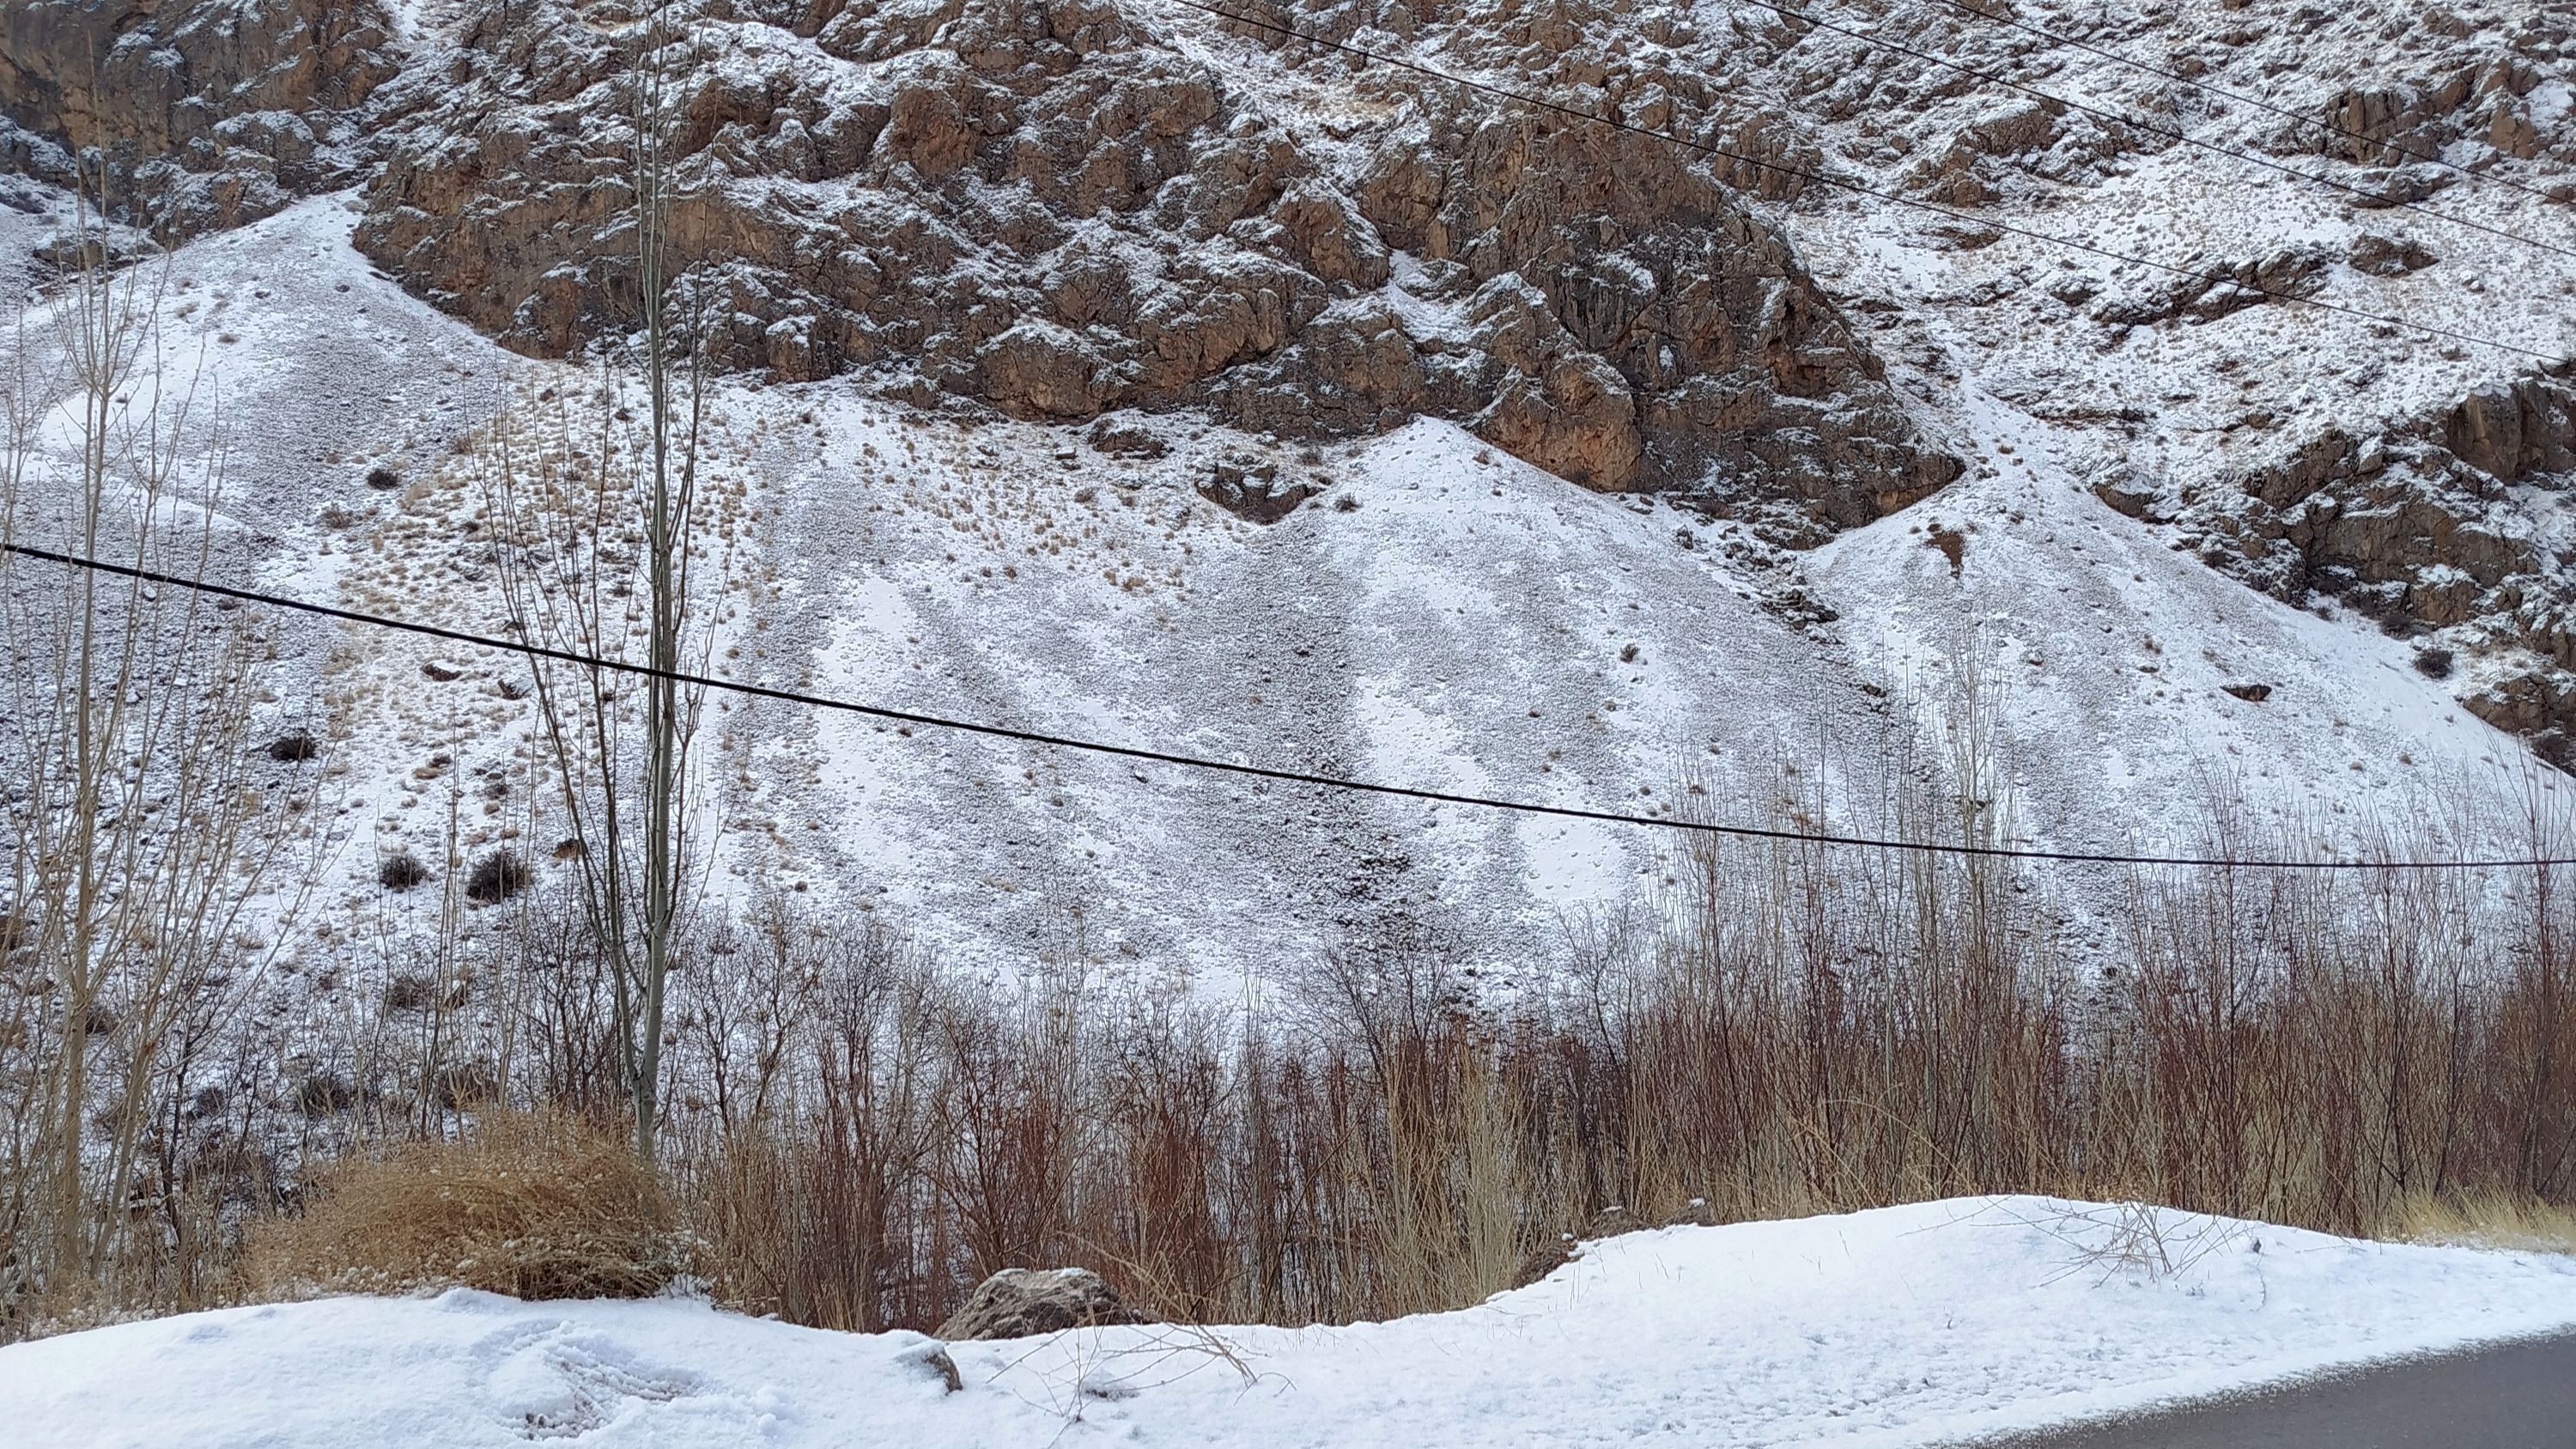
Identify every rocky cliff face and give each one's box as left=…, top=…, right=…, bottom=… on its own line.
left=343, top=0, right=1955, bottom=537
left=0, top=0, right=396, bottom=236
left=2103, top=372, right=2576, bottom=764
left=1702, top=0, right=2576, bottom=764
left=8, top=0, right=2576, bottom=759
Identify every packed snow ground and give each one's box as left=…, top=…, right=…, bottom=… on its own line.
left=7, top=1197, right=2575, bottom=1448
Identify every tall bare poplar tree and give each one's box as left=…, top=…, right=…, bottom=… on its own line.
left=629, top=0, right=691, bottom=1163
left=485, top=1, right=710, bottom=1160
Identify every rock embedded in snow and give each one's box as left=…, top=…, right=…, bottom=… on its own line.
left=2348, top=232, right=2440, bottom=277
left=1199, top=455, right=1315, bottom=523
left=934, top=1265, right=1148, bottom=1341
left=896, top=1338, right=965, bottom=1392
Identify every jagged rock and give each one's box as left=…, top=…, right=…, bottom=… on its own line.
left=2465, top=669, right=2576, bottom=772
left=0, top=0, right=1959, bottom=545
left=2348, top=233, right=2439, bottom=276
left=2190, top=420, right=2538, bottom=626
left=2092, top=473, right=2172, bottom=523
left=1086, top=416, right=1169, bottom=458
left=0, top=0, right=395, bottom=236
left=2096, top=246, right=2336, bottom=328
left=1904, top=96, right=2132, bottom=204
left=933, top=1267, right=1146, bottom=1341
left=2349, top=163, right=2465, bottom=210
left=2445, top=378, right=2576, bottom=483
left=2314, top=58, right=2555, bottom=171
left=1200, top=456, right=1318, bottom=523
left=346, top=0, right=1949, bottom=539
left=1352, top=110, right=1957, bottom=528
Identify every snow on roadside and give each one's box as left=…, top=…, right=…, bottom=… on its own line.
left=9, top=1196, right=2573, bottom=1449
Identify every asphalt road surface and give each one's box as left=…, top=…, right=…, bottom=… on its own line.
left=1978, top=1332, right=2576, bottom=1448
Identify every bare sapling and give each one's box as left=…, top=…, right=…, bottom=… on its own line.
left=0, top=165, right=295, bottom=1316
left=481, top=0, right=722, bottom=1162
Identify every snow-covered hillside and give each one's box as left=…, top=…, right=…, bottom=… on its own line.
left=9, top=0, right=2576, bottom=988
left=2, top=187, right=2561, bottom=994
left=5, top=1197, right=2573, bottom=1448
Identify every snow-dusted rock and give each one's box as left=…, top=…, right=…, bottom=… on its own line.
left=933, top=1265, right=1146, bottom=1341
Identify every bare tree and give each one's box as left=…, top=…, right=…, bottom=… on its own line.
left=629, top=0, right=696, bottom=1161
left=0, top=167, right=287, bottom=1304
left=483, top=1, right=715, bottom=1160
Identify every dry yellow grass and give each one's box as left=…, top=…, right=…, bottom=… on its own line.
left=246, top=1111, right=685, bottom=1301
left=2397, top=1196, right=2576, bottom=1256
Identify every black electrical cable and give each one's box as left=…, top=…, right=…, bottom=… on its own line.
left=9, top=541, right=2570, bottom=871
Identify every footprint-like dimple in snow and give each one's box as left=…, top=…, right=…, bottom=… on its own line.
left=484, top=1325, right=702, bottom=1442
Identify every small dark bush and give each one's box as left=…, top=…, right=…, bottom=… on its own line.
left=296, top=1071, right=359, bottom=1118
left=432, top=1062, right=499, bottom=1110
left=385, top=974, right=433, bottom=1012
left=2414, top=648, right=2455, bottom=679
left=266, top=731, right=319, bottom=763
left=465, top=851, right=531, bottom=904
left=365, top=466, right=400, bottom=490
left=378, top=854, right=430, bottom=891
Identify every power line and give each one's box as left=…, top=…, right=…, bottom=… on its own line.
left=1736, top=0, right=2576, bottom=266
left=1159, top=0, right=2567, bottom=365
left=9, top=539, right=2570, bottom=871
left=1920, top=0, right=2568, bottom=208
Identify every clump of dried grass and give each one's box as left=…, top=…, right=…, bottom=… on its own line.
left=2397, top=1196, right=2576, bottom=1255
left=246, top=1111, right=685, bottom=1301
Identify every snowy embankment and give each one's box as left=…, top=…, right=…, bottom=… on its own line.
left=9, top=1197, right=2574, bottom=1448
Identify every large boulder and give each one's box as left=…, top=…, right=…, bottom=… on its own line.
left=933, top=1266, right=1147, bottom=1341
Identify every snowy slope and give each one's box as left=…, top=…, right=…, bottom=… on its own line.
left=6, top=1197, right=2574, bottom=1449
left=1809, top=385, right=2548, bottom=863
left=1, top=186, right=2562, bottom=995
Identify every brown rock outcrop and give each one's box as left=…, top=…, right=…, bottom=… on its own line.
left=0, top=0, right=396, bottom=236
left=2445, top=378, right=2576, bottom=484
left=2137, top=368, right=2576, bottom=763
left=336, top=0, right=1953, bottom=540
left=933, top=1266, right=1146, bottom=1340
left=0, top=0, right=1957, bottom=545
